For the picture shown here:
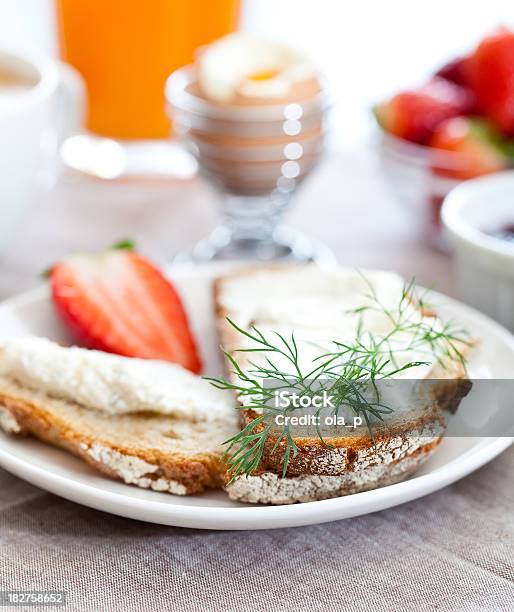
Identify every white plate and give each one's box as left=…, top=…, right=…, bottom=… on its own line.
left=0, top=265, right=512, bottom=530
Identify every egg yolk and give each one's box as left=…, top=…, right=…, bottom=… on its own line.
left=247, top=68, right=281, bottom=81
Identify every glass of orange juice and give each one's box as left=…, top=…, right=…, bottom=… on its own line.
left=55, top=0, right=240, bottom=179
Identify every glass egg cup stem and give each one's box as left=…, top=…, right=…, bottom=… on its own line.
left=221, top=189, right=288, bottom=240
left=189, top=189, right=291, bottom=261
left=174, top=187, right=336, bottom=264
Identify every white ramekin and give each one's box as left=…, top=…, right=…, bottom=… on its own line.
left=442, top=171, right=514, bottom=331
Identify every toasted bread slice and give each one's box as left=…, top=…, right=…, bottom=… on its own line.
left=0, top=378, right=238, bottom=494
left=214, top=265, right=472, bottom=504
left=0, top=341, right=239, bottom=495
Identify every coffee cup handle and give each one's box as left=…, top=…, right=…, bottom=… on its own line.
left=55, top=62, right=86, bottom=147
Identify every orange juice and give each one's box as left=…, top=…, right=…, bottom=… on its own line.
left=56, top=0, right=239, bottom=139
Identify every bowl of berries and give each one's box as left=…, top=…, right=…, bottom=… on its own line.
left=375, top=28, right=514, bottom=249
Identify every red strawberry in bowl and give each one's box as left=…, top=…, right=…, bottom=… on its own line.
left=435, top=56, right=472, bottom=89
left=50, top=243, right=202, bottom=373
left=429, top=116, right=508, bottom=180
left=426, top=117, right=509, bottom=231
left=468, top=29, right=514, bottom=134
left=435, top=55, right=479, bottom=113
left=375, top=77, right=474, bottom=145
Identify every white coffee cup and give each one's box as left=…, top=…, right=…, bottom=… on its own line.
left=0, top=49, right=84, bottom=251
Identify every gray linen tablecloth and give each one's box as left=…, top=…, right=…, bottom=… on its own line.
left=2, top=447, right=512, bottom=611
left=0, top=151, right=513, bottom=611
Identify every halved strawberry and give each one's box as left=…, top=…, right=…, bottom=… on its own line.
left=50, top=245, right=202, bottom=373
left=374, top=78, right=473, bottom=145
left=429, top=116, right=508, bottom=179
left=468, top=29, right=514, bottom=134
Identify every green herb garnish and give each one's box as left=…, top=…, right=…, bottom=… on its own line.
left=208, top=276, right=471, bottom=480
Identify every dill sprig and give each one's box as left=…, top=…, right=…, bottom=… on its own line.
left=207, top=277, right=471, bottom=480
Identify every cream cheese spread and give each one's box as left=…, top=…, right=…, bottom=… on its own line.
left=0, top=337, right=234, bottom=422
left=218, top=266, right=445, bottom=380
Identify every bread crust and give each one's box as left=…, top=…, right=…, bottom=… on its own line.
left=213, top=265, right=472, bottom=502
left=225, top=444, right=435, bottom=504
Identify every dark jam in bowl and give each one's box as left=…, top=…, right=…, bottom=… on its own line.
left=489, top=224, right=514, bottom=243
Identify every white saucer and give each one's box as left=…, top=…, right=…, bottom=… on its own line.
left=0, top=265, right=511, bottom=530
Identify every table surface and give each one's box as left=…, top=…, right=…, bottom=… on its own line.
left=0, top=150, right=513, bottom=612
